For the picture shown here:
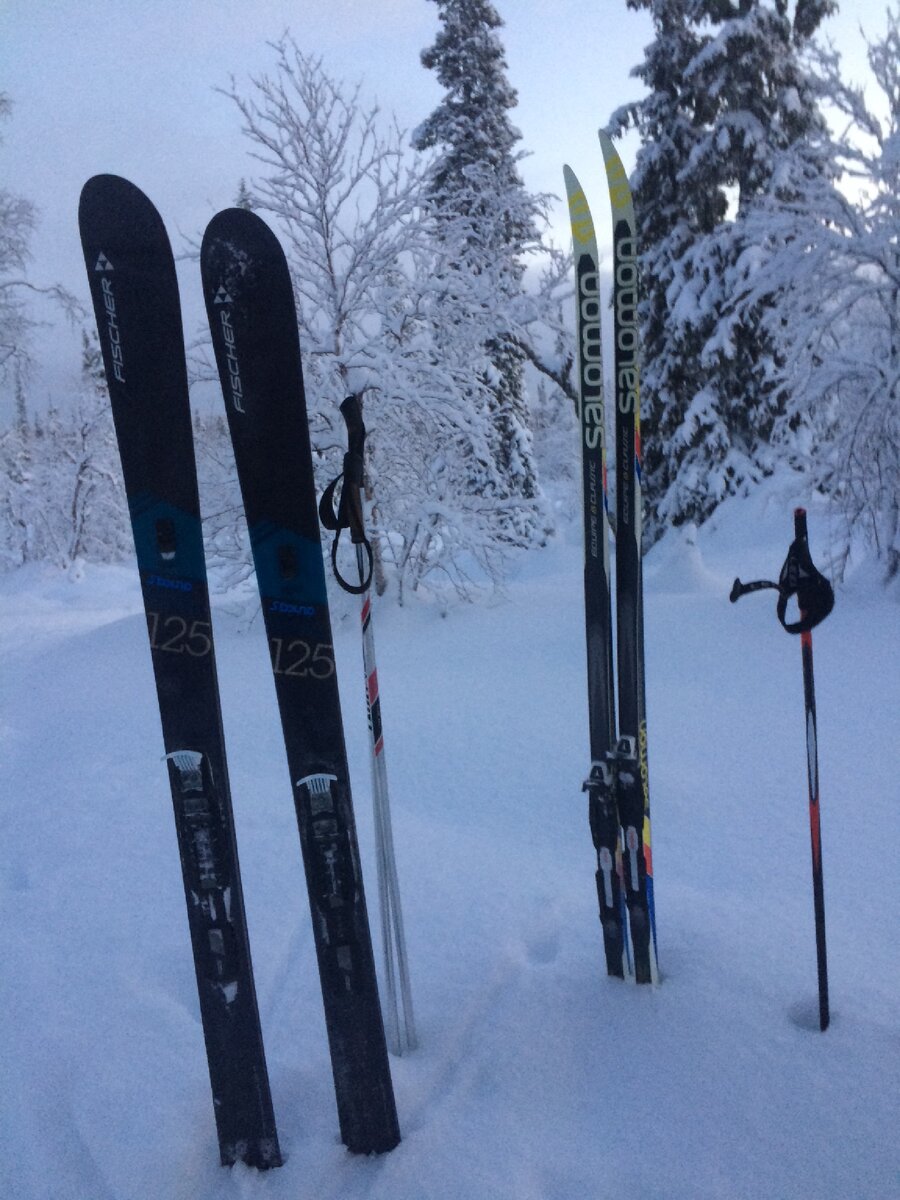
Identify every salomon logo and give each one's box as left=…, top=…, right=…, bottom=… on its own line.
left=577, top=264, right=604, bottom=451
left=219, top=309, right=245, bottom=413
left=614, top=235, right=639, bottom=416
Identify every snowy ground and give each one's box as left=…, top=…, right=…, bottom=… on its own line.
left=2, top=482, right=898, bottom=1200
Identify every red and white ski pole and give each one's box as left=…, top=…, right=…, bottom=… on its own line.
left=320, top=394, right=417, bottom=1054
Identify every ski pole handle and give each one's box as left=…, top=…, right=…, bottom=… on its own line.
left=339, top=395, right=368, bottom=548
left=318, top=394, right=374, bottom=593
left=731, top=508, right=833, bottom=633
left=340, top=394, right=366, bottom=463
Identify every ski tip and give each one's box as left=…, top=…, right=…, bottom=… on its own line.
left=78, top=174, right=170, bottom=266
left=562, top=163, right=580, bottom=194
left=202, top=206, right=285, bottom=264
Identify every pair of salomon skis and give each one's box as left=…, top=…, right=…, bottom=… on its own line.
left=565, top=135, right=659, bottom=985
left=78, top=175, right=410, bottom=1167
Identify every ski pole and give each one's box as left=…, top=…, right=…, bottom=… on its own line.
left=320, top=395, right=417, bottom=1055
left=731, top=507, right=833, bottom=1030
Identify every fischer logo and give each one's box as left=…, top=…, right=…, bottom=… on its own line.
left=578, top=264, right=604, bottom=451
left=100, top=276, right=126, bottom=384
left=614, top=235, right=640, bottom=416
left=218, top=308, right=245, bottom=413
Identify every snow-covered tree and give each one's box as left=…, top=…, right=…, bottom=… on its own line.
left=413, top=0, right=547, bottom=542
left=611, top=0, right=837, bottom=540
left=609, top=0, right=721, bottom=542
left=740, top=7, right=900, bottom=580
left=0, top=332, right=128, bottom=571
left=218, top=41, right=542, bottom=600
left=0, top=93, right=80, bottom=402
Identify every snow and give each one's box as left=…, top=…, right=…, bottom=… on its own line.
left=1, top=481, right=898, bottom=1200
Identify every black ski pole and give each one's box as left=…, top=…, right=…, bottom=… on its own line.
left=731, top=507, right=834, bottom=1031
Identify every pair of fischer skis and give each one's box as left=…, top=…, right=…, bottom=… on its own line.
left=78, top=175, right=409, bottom=1166
left=564, top=134, right=659, bottom=985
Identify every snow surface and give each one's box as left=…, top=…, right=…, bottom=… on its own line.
left=1, top=482, right=898, bottom=1200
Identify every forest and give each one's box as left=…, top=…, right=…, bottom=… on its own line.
left=2, top=0, right=898, bottom=594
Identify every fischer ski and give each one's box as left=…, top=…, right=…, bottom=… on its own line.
left=563, top=166, right=629, bottom=980
left=200, top=209, right=400, bottom=1153
left=78, top=175, right=281, bottom=1169
left=320, top=395, right=418, bottom=1057
left=599, top=130, right=659, bottom=985
left=731, top=507, right=833, bottom=1030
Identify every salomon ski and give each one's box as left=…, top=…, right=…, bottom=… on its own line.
left=563, top=166, right=629, bottom=980
left=200, top=209, right=400, bottom=1154
left=599, top=131, right=659, bottom=985
left=78, top=175, right=281, bottom=1169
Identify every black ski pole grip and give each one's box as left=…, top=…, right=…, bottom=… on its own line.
left=731, top=508, right=833, bottom=633
left=340, top=394, right=366, bottom=463
left=338, top=395, right=368, bottom=547
left=777, top=508, right=834, bottom=634
left=319, top=395, right=374, bottom=594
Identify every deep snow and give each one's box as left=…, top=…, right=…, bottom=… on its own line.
left=1, top=480, right=898, bottom=1200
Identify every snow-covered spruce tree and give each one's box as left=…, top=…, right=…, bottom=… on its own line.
left=738, top=7, right=900, bottom=581
left=218, top=41, right=535, bottom=600
left=609, top=0, right=723, bottom=544
left=611, top=0, right=836, bottom=540
left=413, top=0, right=547, bottom=547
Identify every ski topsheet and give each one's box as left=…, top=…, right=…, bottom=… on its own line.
left=598, top=131, right=659, bottom=985
left=563, top=166, right=629, bottom=979
left=200, top=208, right=400, bottom=1155
left=78, top=175, right=281, bottom=1169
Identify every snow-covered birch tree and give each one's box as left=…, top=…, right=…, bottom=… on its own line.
left=0, top=94, right=80, bottom=405
left=216, top=40, right=542, bottom=600
left=741, top=7, right=900, bottom=580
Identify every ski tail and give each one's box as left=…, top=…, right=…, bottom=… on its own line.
left=598, top=133, right=659, bottom=985
left=564, top=165, right=630, bottom=980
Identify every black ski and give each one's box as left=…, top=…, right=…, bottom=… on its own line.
left=563, top=165, right=629, bottom=979
left=78, top=175, right=281, bottom=1169
left=599, top=133, right=659, bottom=985
left=200, top=208, right=400, bottom=1154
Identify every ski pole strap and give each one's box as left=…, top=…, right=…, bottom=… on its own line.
left=776, top=509, right=834, bottom=634
left=730, top=508, right=834, bottom=634
left=318, top=395, right=374, bottom=595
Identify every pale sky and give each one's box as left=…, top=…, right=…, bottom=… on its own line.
left=0, top=0, right=888, bottom=412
